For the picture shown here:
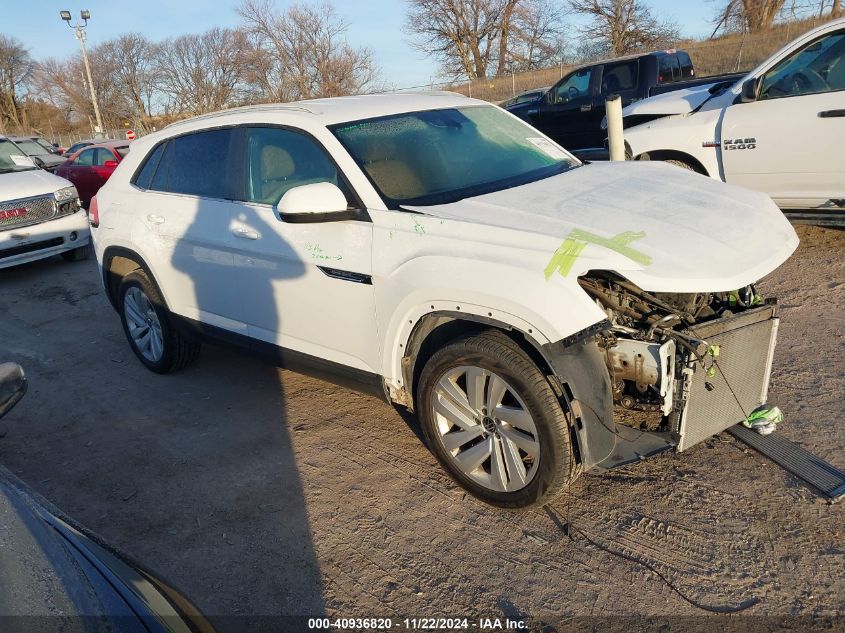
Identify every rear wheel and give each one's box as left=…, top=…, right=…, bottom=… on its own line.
left=417, top=331, right=578, bottom=508
left=60, top=243, right=93, bottom=262
left=118, top=270, right=200, bottom=374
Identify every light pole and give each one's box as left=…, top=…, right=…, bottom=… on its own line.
left=60, top=9, right=104, bottom=138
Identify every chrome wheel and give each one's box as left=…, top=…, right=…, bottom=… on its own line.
left=430, top=366, right=540, bottom=493
left=123, top=287, right=164, bottom=363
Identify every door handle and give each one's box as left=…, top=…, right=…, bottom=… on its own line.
left=580, top=104, right=592, bottom=112
left=231, top=226, right=259, bottom=240
left=146, top=214, right=165, bottom=225
left=819, top=110, right=845, bottom=118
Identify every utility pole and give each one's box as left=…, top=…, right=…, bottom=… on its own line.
left=60, top=10, right=104, bottom=138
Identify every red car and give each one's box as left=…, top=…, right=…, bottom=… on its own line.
left=54, top=141, right=129, bottom=207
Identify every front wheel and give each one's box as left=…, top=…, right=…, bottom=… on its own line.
left=417, top=331, right=579, bottom=508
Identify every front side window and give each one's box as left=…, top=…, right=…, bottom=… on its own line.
left=245, top=127, right=346, bottom=205
left=601, top=60, right=639, bottom=93
left=150, top=128, right=238, bottom=199
left=760, top=30, right=845, bottom=99
left=552, top=68, right=593, bottom=104
left=332, top=105, right=576, bottom=208
left=75, top=148, right=96, bottom=166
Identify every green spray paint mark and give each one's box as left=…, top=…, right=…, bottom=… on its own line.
left=544, top=229, right=652, bottom=279
left=412, top=218, right=426, bottom=235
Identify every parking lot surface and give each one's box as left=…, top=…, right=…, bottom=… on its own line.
left=0, top=225, right=843, bottom=631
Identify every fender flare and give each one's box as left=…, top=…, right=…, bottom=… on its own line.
left=100, top=245, right=169, bottom=312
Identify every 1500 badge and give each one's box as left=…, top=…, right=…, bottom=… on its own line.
left=723, top=137, right=757, bottom=150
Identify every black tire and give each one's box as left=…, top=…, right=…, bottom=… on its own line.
left=664, top=158, right=696, bottom=172
left=417, top=330, right=579, bottom=508
left=117, top=269, right=200, bottom=374
left=60, top=243, right=93, bottom=262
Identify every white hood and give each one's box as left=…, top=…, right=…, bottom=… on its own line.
left=0, top=169, right=73, bottom=201
left=622, top=83, right=725, bottom=117
left=406, top=161, right=798, bottom=293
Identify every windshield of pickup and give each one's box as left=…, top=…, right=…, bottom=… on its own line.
left=0, top=139, right=37, bottom=173
left=331, top=105, right=577, bottom=207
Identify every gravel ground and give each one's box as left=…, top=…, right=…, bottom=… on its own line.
left=0, top=225, right=842, bottom=632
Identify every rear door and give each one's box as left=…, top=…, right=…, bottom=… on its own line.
left=720, top=28, right=845, bottom=207
left=138, top=128, right=245, bottom=332
left=536, top=66, right=600, bottom=151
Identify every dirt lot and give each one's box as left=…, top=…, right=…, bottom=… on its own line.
left=0, top=225, right=843, bottom=632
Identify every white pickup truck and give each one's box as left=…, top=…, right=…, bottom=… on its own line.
left=620, top=17, right=845, bottom=213
left=1, top=135, right=90, bottom=268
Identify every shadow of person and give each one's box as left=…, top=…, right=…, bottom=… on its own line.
left=169, top=194, right=320, bottom=632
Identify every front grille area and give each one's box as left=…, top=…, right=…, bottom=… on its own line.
left=0, top=195, right=69, bottom=231
left=675, top=306, right=779, bottom=451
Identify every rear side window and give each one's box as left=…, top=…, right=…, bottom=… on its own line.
left=150, top=128, right=238, bottom=199
left=133, top=142, right=165, bottom=190
left=601, top=60, right=639, bottom=93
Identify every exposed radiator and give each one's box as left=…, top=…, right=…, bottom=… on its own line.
left=673, top=305, right=779, bottom=452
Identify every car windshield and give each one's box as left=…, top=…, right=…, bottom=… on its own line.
left=0, top=139, right=37, bottom=173
left=34, top=138, right=55, bottom=152
left=13, top=139, right=47, bottom=156
left=331, top=105, right=577, bottom=207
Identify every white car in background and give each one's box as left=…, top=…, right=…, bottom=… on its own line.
left=0, top=136, right=90, bottom=268
left=620, top=17, right=845, bottom=212
left=92, top=93, right=798, bottom=508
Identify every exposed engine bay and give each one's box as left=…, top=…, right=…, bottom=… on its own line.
left=578, top=271, right=778, bottom=441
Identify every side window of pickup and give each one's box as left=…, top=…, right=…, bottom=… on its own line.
left=678, top=52, right=694, bottom=78
left=551, top=68, right=593, bottom=104
left=600, top=60, right=639, bottom=95
left=760, top=30, right=845, bottom=99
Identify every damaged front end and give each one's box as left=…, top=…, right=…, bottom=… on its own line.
left=554, top=272, right=780, bottom=470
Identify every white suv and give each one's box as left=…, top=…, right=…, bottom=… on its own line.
left=92, top=93, right=798, bottom=507
left=1, top=136, right=89, bottom=268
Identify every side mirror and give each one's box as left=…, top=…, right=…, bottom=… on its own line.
left=0, top=363, right=27, bottom=419
left=740, top=77, right=761, bottom=103
left=276, top=182, right=357, bottom=223
left=103, top=159, right=118, bottom=168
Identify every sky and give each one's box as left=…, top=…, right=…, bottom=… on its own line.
left=7, top=0, right=718, bottom=89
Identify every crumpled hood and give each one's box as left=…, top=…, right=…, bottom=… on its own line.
left=0, top=169, right=72, bottom=201
left=406, top=161, right=799, bottom=292
left=622, top=83, right=724, bottom=117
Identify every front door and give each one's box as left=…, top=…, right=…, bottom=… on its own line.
left=536, top=66, right=600, bottom=151
left=720, top=28, right=845, bottom=208
left=230, top=126, right=380, bottom=374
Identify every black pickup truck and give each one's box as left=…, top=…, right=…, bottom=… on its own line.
left=504, top=49, right=744, bottom=158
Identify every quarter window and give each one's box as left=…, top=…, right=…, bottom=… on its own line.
left=133, top=142, right=165, bottom=190
left=245, top=127, right=347, bottom=205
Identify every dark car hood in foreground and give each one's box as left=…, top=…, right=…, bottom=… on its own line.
left=0, top=466, right=215, bottom=633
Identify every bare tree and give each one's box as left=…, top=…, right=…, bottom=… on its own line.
left=238, top=0, right=379, bottom=102
left=95, top=34, right=160, bottom=131
left=568, top=0, right=680, bottom=56
left=510, top=0, right=567, bottom=71
left=157, top=28, right=248, bottom=115
left=0, top=35, right=34, bottom=132
left=711, top=0, right=787, bottom=34
left=404, top=0, right=508, bottom=79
